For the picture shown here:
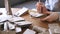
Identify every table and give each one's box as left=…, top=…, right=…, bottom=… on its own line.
left=1, top=8, right=60, bottom=34
left=11, top=8, right=60, bottom=29
left=11, top=8, right=48, bottom=28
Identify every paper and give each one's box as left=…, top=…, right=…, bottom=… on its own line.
left=7, top=22, right=15, bottom=30
left=15, top=27, right=21, bottom=33
left=54, top=27, right=60, bottom=33
left=33, top=26, right=47, bottom=32
left=4, top=21, right=15, bottom=31
left=29, top=10, right=44, bottom=18
left=23, top=29, right=36, bottom=34
left=0, top=15, right=12, bottom=22
left=14, top=7, right=28, bottom=17
left=15, top=21, right=32, bottom=26
left=4, top=22, right=8, bottom=31
left=48, top=23, right=60, bottom=29
left=32, top=9, right=37, bottom=11
left=48, top=23, right=60, bottom=34
left=48, top=29, right=54, bottom=34
left=0, top=15, right=8, bottom=22
left=8, top=17, right=25, bottom=22
left=0, top=8, right=7, bottom=15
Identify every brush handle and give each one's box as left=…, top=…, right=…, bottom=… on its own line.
left=39, top=0, right=40, bottom=3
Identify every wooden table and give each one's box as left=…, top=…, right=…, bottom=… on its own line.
left=11, top=8, right=60, bottom=29
left=11, top=8, right=48, bottom=28
left=1, top=8, right=60, bottom=34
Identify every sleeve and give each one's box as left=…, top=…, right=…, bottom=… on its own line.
left=45, top=0, right=50, bottom=10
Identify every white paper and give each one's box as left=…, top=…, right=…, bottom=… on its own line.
left=54, top=27, right=60, bottom=33
left=48, top=23, right=59, bottom=29
left=23, top=29, right=36, bottom=34
left=0, top=15, right=12, bottom=22
left=7, top=22, right=15, bottom=30
left=8, top=17, right=25, bottom=22
left=48, top=23, right=60, bottom=34
left=29, top=9, right=44, bottom=17
left=15, top=27, right=21, bottom=33
left=0, top=8, right=7, bottom=15
left=14, top=7, right=28, bottom=16
left=15, top=21, right=32, bottom=25
left=4, top=22, right=8, bottom=31
left=48, top=29, right=54, bottom=34
left=33, top=26, right=47, bottom=32
left=32, top=9, right=37, bottom=11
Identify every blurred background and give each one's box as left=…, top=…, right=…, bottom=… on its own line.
left=0, top=0, right=46, bottom=9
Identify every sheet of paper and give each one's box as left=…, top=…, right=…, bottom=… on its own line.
left=14, top=7, right=28, bottom=17
left=32, top=9, right=37, bottom=11
left=23, top=29, right=36, bottom=34
left=29, top=9, right=44, bottom=18
left=7, top=22, right=15, bottom=30
left=15, top=27, right=21, bottom=33
left=0, top=8, right=7, bottom=15
left=48, top=23, right=60, bottom=29
left=15, top=21, right=32, bottom=25
left=8, top=17, right=25, bottom=22
left=0, top=15, right=12, bottom=22
left=54, top=27, right=60, bottom=33
left=33, top=26, right=47, bottom=32
left=48, top=23, right=60, bottom=34
left=4, top=22, right=8, bottom=31
left=48, top=29, right=54, bottom=34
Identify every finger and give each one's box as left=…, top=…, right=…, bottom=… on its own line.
left=40, top=15, right=51, bottom=21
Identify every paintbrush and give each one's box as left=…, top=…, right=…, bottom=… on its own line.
left=39, top=0, right=43, bottom=13
left=39, top=0, right=40, bottom=3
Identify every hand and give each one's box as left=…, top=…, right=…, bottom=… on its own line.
left=36, top=2, right=48, bottom=14
left=36, top=2, right=43, bottom=13
left=40, top=12, right=59, bottom=22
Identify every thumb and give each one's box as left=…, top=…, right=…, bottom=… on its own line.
left=40, top=15, right=50, bottom=21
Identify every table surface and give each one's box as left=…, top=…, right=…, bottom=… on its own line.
left=0, top=8, right=60, bottom=34
left=1, top=8, right=60, bottom=28
left=10, top=8, right=60, bottom=29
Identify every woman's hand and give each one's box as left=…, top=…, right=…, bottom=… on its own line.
left=36, top=2, right=48, bottom=14
left=36, top=2, right=59, bottom=22
left=40, top=12, right=59, bottom=22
